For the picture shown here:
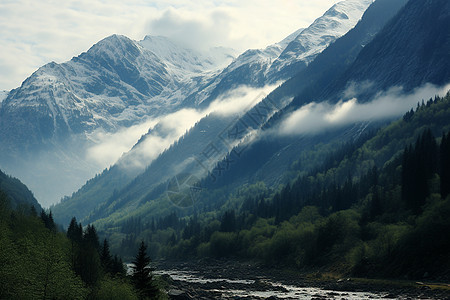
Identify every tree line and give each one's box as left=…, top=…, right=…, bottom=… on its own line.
left=0, top=191, right=164, bottom=299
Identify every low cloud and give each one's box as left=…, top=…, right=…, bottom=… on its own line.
left=85, top=84, right=278, bottom=170
left=279, top=83, right=450, bottom=136
left=85, top=119, right=159, bottom=168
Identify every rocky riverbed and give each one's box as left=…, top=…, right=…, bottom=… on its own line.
left=154, top=259, right=450, bottom=300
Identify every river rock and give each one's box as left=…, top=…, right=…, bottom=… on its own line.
left=168, top=289, right=193, bottom=300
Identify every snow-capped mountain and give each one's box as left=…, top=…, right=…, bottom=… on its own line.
left=0, top=34, right=235, bottom=149
left=189, top=0, right=373, bottom=106
left=139, top=35, right=235, bottom=74
left=0, top=34, right=235, bottom=206
left=52, top=0, right=377, bottom=223
left=267, top=0, right=374, bottom=80
left=53, top=0, right=450, bottom=229
left=0, top=0, right=373, bottom=207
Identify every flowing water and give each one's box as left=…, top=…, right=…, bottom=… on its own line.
left=155, top=269, right=402, bottom=299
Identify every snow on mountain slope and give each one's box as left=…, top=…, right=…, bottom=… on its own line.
left=185, top=28, right=304, bottom=106
left=0, top=34, right=236, bottom=151
left=226, top=28, right=305, bottom=74
left=190, top=0, right=372, bottom=106
left=139, top=35, right=235, bottom=75
left=0, top=34, right=237, bottom=206
left=267, top=0, right=373, bottom=80
left=0, top=91, right=7, bottom=102
left=1, top=0, right=373, bottom=207
left=0, top=91, right=7, bottom=109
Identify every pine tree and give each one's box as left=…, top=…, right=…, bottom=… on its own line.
left=131, top=241, right=158, bottom=299
left=84, top=224, right=100, bottom=250
left=402, top=130, right=438, bottom=213
left=67, top=217, right=83, bottom=243
left=111, top=255, right=126, bottom=276
left=67, top=217, right=82, bottom=271
left=40, top=210, right=56, bottom=231
left=77, top=224, right=101, bottom=286
left=440, top=132, right=450, bottom=198
left=30, top=205, right=37, bottom=217
left=100, top=239, right=112, bottom=274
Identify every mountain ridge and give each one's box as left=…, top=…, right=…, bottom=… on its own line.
left=54, top=0, right=450, bottom=229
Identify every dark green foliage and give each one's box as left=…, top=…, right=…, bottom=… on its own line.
left=101, top=239, right=113, bottom=273
left=220, top=210, right=236, bottom=232
left=131, top=241, right=159, bottom=299
left=440, top=132, right=450, bottom=198
left=67, top=217, right=83, bottom=243
left=0, top=169, right=42, bottom=212
left=111, top=254, right=126, bottom=276
left=66, top=218, right=128, bottom=288
left=0, top=191, right=88, bottom=299
left=30, top=205, right=38, bottom=217
left=110, top=93, right=450, bottom=280
left=401, top=129, right=438, bottom=214
left=40, top=210, right=56, bottom=231
left=79, top=226, right=102, bottom=286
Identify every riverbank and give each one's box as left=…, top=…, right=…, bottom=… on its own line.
left=154, top=259, right=450, bottom=299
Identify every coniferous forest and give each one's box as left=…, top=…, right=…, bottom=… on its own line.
left=0, top=192, right=164, bottom=299
left=1, top=0, right=450, bottom=298
left=2, top=95, right=450, bottom=299
left=116, top=93, right=450, bottom=281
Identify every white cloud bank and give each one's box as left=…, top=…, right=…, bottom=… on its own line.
left=278, top=83, right=450, bottom=136
left=85, top=84, right=279, bottom=169
left=0, top=0, right=341, bottom=91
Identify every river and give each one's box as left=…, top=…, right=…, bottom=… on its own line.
left=126, top=260, right=446, bottom=299
left=155, top=268, right=401, bottom=299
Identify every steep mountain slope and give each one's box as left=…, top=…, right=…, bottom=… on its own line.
left=0, top=34, right=233, bottom=152
left=0, top=91, right=7, bottom=104
left=266, top=0, right=374, bottom=82
left=53, top=90, right=282, bottom=225
left=270, top=0, right=408, bottom=108
left=0, top=169, right=41, bottom=211
left=320, top=0, right=450, bottom=103
left=52, top=0, right=375, bottom=224
left=189, top=0, right=373, bottom=106
left=218, top=0, right=450, bottom=191
left=138, top=93, right=450, bottom=282
left=79, top=0, right=450, bottom=229
left=0, top=35, right=235, bottom=206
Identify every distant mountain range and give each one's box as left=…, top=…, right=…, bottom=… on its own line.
left=52, top=0, right=450, bottom=228
left=0, top=0, right=372, bottom=208
left=2, top=0, right=450, bottom=284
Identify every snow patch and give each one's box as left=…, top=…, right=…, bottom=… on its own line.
left=0, top=90, right=8, bottom=103
left=270, top=0, right=373, bottom=72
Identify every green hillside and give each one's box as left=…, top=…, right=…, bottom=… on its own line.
left=106, top=92, right=450, bottom=280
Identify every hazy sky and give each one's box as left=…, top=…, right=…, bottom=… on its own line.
left=0, top=0, right=340, bottom=91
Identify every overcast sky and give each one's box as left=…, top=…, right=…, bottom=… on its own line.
left=0, top=0, right=340, bottom=91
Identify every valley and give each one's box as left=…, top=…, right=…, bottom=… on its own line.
left=1, top=0, right=450, bottom=299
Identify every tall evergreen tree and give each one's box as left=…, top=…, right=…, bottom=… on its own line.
left=440, top=132, right=450, bottom=198
left=402, top=129, right=438, bottom=213
left=131, top=241, right=158, bottom=299
left=111, top=255, right=126, bottom=276
left=100, top=238, right=112, bottom=274
left=66, top=217, right=82, bottom=271
left=40, top=210, right=56, bottom=231
left=78, top=224, right=101, bottom=286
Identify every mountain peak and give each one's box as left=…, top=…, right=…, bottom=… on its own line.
left=85, top=34, right=142, bottom=60
left=139, top=34, right=236, bottom=73
left=277, top=0, right=373, bottom=64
